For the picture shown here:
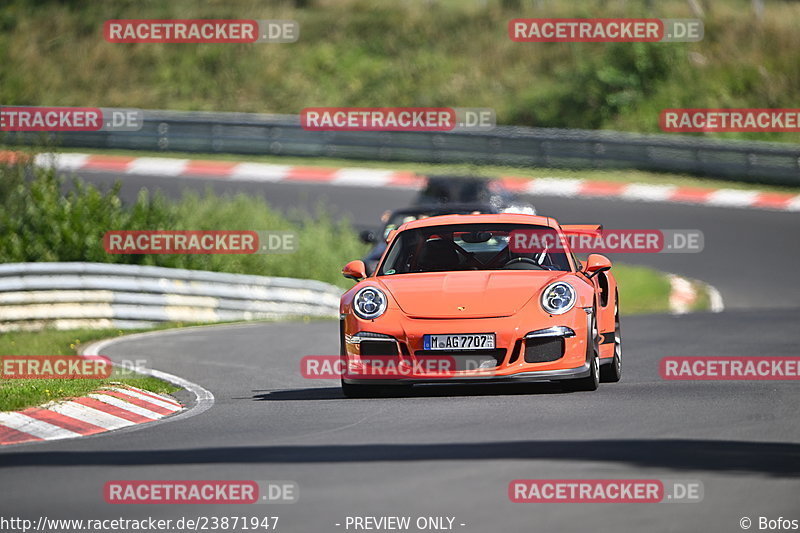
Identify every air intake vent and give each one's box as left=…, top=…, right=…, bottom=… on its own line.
left=524, top=338, right=564, bottom=363
left=360, top=340, right=399, bottom=357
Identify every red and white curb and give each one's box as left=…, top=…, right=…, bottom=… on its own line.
left=3, top=151, right=798, bottom=212
left=0, top=385, right=182, bottom=446
left=668, top=274, right=725, bottom=315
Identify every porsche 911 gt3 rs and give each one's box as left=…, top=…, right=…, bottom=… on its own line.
left=339, top=213, right=621, bottom=397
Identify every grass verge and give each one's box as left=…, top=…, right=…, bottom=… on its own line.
left=0, top=317, right=332, bottom=412
left=0, top=154, right=370, bottom=289
left=614, top=264, right=674, bottom=315
left=0, top=327, right=180, bottom=412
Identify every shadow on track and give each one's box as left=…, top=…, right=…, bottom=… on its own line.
left=2, top=439, right=798, bottom=477
left=250, top=382, right=566, bottom=401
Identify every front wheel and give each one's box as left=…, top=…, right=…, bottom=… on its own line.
left=563, top=308, right=600, bottom=392
left=564, top=352, right=599, bottom=392
left=600, top=300, right=622, bottom=383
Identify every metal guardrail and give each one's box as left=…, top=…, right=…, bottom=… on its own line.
left=0, top=262, right=342, bottom=332
left=3, top=108, right=799, bottom=186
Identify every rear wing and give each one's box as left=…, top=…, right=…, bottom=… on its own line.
left=560, top=226, right=603, bottom=266
left=560, top=224, right=603, bottom=235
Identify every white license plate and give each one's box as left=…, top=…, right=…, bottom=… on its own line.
left=423, top=333, right=495, bottom=351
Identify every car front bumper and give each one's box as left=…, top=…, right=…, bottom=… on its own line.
left=340, top=306, right=595, bottom=384
left=342, top=360, right=592, bottom=385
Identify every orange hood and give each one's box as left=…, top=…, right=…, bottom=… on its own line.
left=378, top=271, right=561, bottom=318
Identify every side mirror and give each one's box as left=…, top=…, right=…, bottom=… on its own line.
left=342, top=260, right=367, bottom=281
left=585, top=254, right=612, bottom=278
left=359, top=230, right=376, bottom=244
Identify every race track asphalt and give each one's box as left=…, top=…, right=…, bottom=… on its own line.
left=1, top=168, right=798, bottom=533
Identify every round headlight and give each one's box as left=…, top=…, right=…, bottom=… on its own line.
left=353, top=286, right=388, bottom=320
left=541, top=282, right=576, bottom=315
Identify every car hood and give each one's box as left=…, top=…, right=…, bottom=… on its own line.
left=378, top=271, right=562, bottom=318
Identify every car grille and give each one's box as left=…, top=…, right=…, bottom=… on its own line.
left=523, top=337, right=564, bottom=363
left=414, top=349, right=506, bottom=369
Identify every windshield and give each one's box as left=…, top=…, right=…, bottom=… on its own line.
left=378, top=223, right=571, bottom=275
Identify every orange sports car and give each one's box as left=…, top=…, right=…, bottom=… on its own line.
left=339, top=213, right=621, bottom=397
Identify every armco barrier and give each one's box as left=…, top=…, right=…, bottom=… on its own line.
left=0, top=262, right=342, bottom=332
left=2, top=108, right=799, bottom=185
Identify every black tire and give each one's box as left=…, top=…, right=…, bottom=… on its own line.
left=600, top=299, right=622, bottom=383
left=564, top=307, right=600, bottom=392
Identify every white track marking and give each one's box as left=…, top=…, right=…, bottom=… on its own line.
left=706, top=189, right=759, bottom=207
left=332, top=168, right=394, bottom=187
left=525, top=178, right=584, bottom=196
left=0, top=412, right=81, bottom=440
left=45, top=401, right=136, bottom=430
left=786, top=195, right=800, bottom=211
left=621, top=184, right=677, bottom=202
left=87, top=394, right=163, bottom=419
left=21, top=152, right=799, bottom=211
left=230, top=162, right=292, bottom=182
left=110, top=387, right=182, bottom=411
left=126, top=157, right=188, bottom=176
left=668, top=274, right=698, bottom=315
left=706, top=283, right=725, bottom=313
left=34, top=153, right=89, bottom=170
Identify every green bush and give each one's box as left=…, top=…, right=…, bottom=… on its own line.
left=0, top=0, right=797, bottom=142
left=0, top=156, right=368, bottom=287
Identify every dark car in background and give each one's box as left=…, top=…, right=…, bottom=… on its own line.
left=359, top=204, right=537, bottom=276
left=359, top=176, right=536, bottom=275
left=415, top=175, right=522, bottom=211
left=359, top=204, right=500, bottom=275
